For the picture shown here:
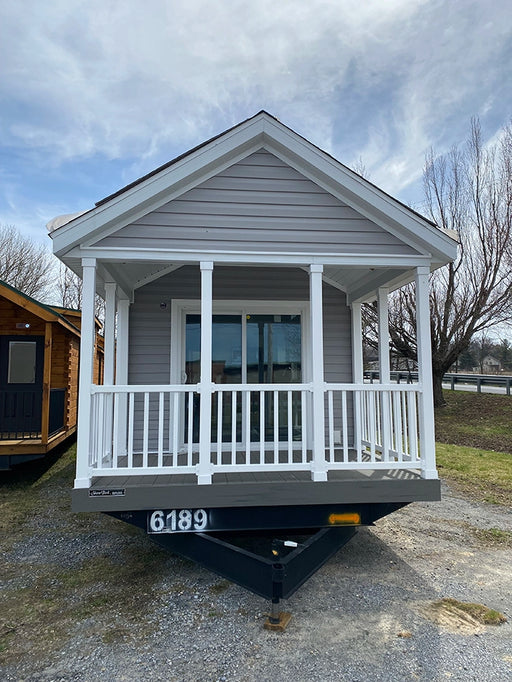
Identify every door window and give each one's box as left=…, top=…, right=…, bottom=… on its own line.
left=8, top=341, right=37, bottom=384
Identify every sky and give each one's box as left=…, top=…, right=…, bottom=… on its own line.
left=1, top=0, right=511, bottom=247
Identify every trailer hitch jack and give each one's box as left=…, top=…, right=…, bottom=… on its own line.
left=264, top=540, right=299, bottom=631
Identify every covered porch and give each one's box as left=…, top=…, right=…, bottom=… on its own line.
left=48, top=112, right=457, bottom=495
left=76, top=257, right=436, bottom=488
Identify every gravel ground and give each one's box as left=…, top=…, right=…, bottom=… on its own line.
left=1, top=473, right=511, bottom=682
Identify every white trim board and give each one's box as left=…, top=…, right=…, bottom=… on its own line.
left=51, top=113, right=457, bottom=268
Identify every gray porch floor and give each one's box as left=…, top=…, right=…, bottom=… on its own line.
left=72, top=467, right=440, bottom=513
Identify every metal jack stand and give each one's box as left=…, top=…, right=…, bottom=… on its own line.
left=264, top=539, right=300, bottom=631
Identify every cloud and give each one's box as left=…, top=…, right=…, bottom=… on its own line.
left=0, top=0, right=511, bottom=233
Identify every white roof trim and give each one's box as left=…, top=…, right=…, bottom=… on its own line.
left=51, top=112, right=457, bottom=266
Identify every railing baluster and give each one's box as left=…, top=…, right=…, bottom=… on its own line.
left=381, top=390, right=391, bottom=463
left=287, top=390, right=293, bottom=462
left=369, top=391, right=376, bottom=462
left=375, top=391, right=381, bottom=448
left=231, top=390, right=237, bottom=464
left=217, top=390, right=223, bottom=466
left=157, top=392, right=164, bottom=468
left=128, top=392, right=134, bottom=468
left=273, top=389, right=279, bottom=463
left=259, top=390, right=265, bottom=464
left=112, top=392, right=119, bottom=468
left=172, top=392, right=179, bottom=466
left=342, top=390, right=348, bottom=463
left=245, top=390, right=251, bottom=462
left=187, top=391, right=193, bottom=467
left=97, top=392, right=105, bottom=469
left=143, top=392, right=149, bottom=468
left=401, top=390, right=408, bottom=457
left=301, top=390, right=307, bottom=463
left=408, top=391, right=418, bottom=461
left=394, top=391, right=403, bottom=462
left=328, top=390, right=334, bottom=463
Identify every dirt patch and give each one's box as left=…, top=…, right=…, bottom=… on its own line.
left=422, top=598, right=507, bottom=634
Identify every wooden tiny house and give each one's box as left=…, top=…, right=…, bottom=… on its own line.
left=0, top=280, right=103, bottom=469
left=50, top=111, right=457, bottom=521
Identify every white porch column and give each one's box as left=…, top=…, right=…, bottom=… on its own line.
left=351, top=302, right=363, bottom=454
left=416, top=266, right=437, bottom=479
left=115, top=298, right=130, bottom=457
left=103, top=282, right=117, bottom=385
left=198, top=261, right=213, bottom=484
left=75, top=258, right=96, bottom=488
left=377, top=287, right=391, bottom=460
left=103, top=282, right=117, bottom=463
left=309, top=264, right=327, bottom=481
left=116, top=298, right=130, bottom=386
left=377, top=287, right=390, bottom=381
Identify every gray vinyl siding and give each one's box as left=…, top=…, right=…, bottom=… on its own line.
left=128, top=266, right=352, bottom=385
left=98, top=150, right=417, bottom=256
left=128, top=265, right=353, bottom=450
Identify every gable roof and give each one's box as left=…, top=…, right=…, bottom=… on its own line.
left=50, top=111, right=457, bottom=269
left=0, top=279, right=82, bottom=335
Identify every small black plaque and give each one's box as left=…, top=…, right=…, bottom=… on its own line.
left=89, top=488, right=125, bottom=497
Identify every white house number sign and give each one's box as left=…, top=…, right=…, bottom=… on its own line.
left=148, top=509, right=209, bottom=534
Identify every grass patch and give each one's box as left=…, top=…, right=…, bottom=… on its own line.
left=471, top=527, right=512, bottom=547
left=435, top=598, right=507, bottom=626
left=0, top=444, right=173, bottom=665
left=435, top=443, right=512, bottom=506
left=435, top=390, right=512, bottom=453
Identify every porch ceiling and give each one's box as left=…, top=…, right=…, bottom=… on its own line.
left=64, top=256, right=412, bottom=304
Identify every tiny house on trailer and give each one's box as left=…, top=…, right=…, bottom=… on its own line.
left=50, top=112, right=457, bottom=615
left=0, top=280, right=104, bottom=470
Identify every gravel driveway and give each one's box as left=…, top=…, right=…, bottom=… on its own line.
left=1, top=468, right=511, bottom=682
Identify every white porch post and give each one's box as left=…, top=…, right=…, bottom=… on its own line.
left=377, top=287, right=391, bottom=460
left=198, top=261, right=213, bottom=484
left=75, top=258, right=96, bottom=488
left=115, top=297, right=130, bottom=457
left=103, top=282, right=117, bottom=463
left=416, top=266, right=437, bottom=479
left=351, top=302, right=363, bottom=454
left=103, top=283, right=117, bottom=385
left=309, top=264, right=327, bottom=481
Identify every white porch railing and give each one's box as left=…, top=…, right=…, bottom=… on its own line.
left=88, top=382, right=423, bottom=479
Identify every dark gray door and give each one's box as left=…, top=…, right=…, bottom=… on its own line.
left=0, top=335, right=44, bottom=437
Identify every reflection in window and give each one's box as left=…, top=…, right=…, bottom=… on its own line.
left=8, top=341, right=37, bottom=384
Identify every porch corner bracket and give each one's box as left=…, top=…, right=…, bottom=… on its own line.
left=311, top=469, right=328, bottom=482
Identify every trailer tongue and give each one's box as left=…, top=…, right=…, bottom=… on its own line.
left=108, top=501, right=405, bottom=629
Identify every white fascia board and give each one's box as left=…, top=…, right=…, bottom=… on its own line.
left=79, top=245, right=431, bottom=268
left=259, top=120, right=458, bottom=265
left=52, top=119, right=268, bottom=257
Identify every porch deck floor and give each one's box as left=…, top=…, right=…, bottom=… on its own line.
left=73, top=465, right=440, bottom=513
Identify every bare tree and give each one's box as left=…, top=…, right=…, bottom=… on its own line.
left=56, top=263, right=105, bottom=324
left=0, top=224, right=56, bottom=299
left=387, top=118, right=512, bottom=407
